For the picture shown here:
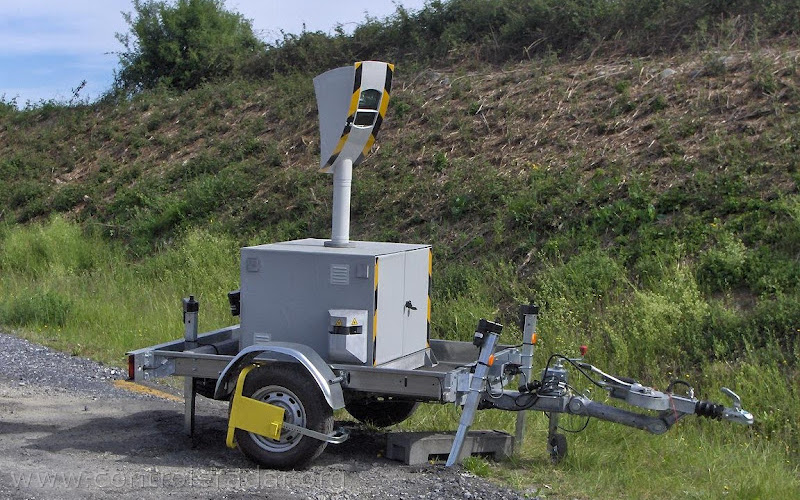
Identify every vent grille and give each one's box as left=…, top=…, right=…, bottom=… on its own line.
left=330, top=264, right=350, bottom=285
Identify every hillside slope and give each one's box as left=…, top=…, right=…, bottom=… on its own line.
left=1, top=41, right=799, bottom=482
left=2, top=43, right=799, bottom=317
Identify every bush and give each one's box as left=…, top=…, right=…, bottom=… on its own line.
left=244, top=0, right=800, bottom=79
left=696, top=230, right=748, bottom=292
left=115, top=0, right=264, bottom=92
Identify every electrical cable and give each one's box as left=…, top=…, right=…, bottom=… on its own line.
left=558, top=416, right=591, bottom=433
left=535, top=358, right=597, bottom=433
left=195, top=342, right=219, bottom=354
left=666, top=379, right=694, bottom=395
left=542, top=354, right=605, bottom=390
left=514, top=390, right=539, bottom=409
left=514, top=370, right=540, bottom=408
left=486, top=376, right=505, bottom=399
left=555, top=382, right=592, bottom=433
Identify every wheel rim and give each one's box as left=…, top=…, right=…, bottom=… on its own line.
left=249, top=384, right=306, bottom=453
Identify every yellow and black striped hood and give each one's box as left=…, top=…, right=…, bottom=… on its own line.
left=314, top=61, right=394, bottom=173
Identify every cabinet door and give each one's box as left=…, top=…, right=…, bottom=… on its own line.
left=374, top=252, right=405, bottom=365
left=402, top=248, right=430, bottom=356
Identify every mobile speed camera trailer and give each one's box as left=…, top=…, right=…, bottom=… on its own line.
left=127, top=61, right=754, bottom=470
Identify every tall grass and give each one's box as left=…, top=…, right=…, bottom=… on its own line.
left=0, top=217, right=238, bottom=361
left=0, top=217, right=797, bottom=498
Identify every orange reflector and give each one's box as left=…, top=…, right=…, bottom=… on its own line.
left=488, top=354, right=495, bottom=366
left=531, top=333, right=538, bottom=344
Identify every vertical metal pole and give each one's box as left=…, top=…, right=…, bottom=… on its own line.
left=326, top=158, right=353, bottom=247
left=446, top=320, right=502, bottom=467
left=515, top=304, right=539, bottom=448
left=183, top=296, right=199, bottom=349
left=184, top=377, right=196, bottom=437
left=182, top=296, right=199, bottom=436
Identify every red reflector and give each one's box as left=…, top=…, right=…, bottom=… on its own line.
left=128, top=355, right=136, bottom=380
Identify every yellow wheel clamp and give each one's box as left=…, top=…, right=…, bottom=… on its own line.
left=226, top=365, right=348, bottom=448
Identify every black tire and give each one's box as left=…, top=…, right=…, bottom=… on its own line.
left=233, top=364, right=333, bottom=470
left=194, top=378, right=217, bottom=399
left=345, top=397, right=419, bottom=427
left=548, top=433, right=568, bottom=464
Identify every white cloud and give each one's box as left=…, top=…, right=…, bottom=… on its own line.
left=0, top=1, right=131, bottom=55
left=0, top=0, right=429, bottom=104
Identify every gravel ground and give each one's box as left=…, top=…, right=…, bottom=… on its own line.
left=0, top=332, right=535, bottom=499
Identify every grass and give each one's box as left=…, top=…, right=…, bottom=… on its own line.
left=0, top=217, right=238, bottom=360
left=0, top=217, right=797, bottom=498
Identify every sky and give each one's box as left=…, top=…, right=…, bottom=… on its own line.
left=0, top=0, right=429, bottom=106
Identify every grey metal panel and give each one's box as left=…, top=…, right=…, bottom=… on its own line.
left=128, top=327, right=239, bottom=382
left=239, top=238, right=432, bottom=368
left=377, top=348, right=429, bottom=370
left=402, top=248, right=430, bottom=357
left=240, top=245, right=375, bottom=359
left=174, top=356, right=230, bottom=379
left=262, top=238, right=428, bottom=255
left=429, top=339, right=481, bottom=365
left=314, top=65, right=354, bottom=169
left=342, top=369, right=443, bottom=400
left=127, top=325, right=239, bottom=355
left=375, top=252, right=405, bottom=365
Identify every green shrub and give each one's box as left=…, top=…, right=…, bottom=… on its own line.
left=696, top=230, right=748, bottom=292
left=51, top=184, right=87, bottom=212
left=243, top=0, right=800, bottom=80
left=627, top=267, right=709, bottom=371
left=115, top=0, right=264, bottom=92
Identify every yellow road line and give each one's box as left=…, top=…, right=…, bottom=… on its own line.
left=113, top=380, right=183, bottom=402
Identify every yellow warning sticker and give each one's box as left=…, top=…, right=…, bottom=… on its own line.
left=351, top=318, right=359, bottom=326
left=335, top=319, right=343, bottom=327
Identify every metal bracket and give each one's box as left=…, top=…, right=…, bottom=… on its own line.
left=282, top=423, right=350, bottom=444
left=140, top=351, right=175, bottom=380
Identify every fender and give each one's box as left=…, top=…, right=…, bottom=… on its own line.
left=213, top=342, right=345, bottom=410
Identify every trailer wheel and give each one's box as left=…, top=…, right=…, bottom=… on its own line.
left=234, top=364, right=333, bottom=470
left=345, top=397, right=419, bottom=427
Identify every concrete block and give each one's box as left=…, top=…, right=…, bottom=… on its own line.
left=385, top=430, right=514, bottom=465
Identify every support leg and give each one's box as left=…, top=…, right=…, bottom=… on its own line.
left=515, top=304, right=538, bottom=448
left=547, top=412, right=567, bottom=463
left=446, top=320, right=502, bottom=467
left=184, top=376, right=196, bottom=436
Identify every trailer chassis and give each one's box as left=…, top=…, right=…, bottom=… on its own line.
left=127, top=301, right=753, bottom=468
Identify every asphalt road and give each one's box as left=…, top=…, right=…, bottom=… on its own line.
left=0, top=332, right=532, bottom=499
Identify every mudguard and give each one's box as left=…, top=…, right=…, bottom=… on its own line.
left=213, top=343, right=345, bottom=410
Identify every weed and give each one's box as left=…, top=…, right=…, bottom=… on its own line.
left=462, top=456, right=492, bottom=476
